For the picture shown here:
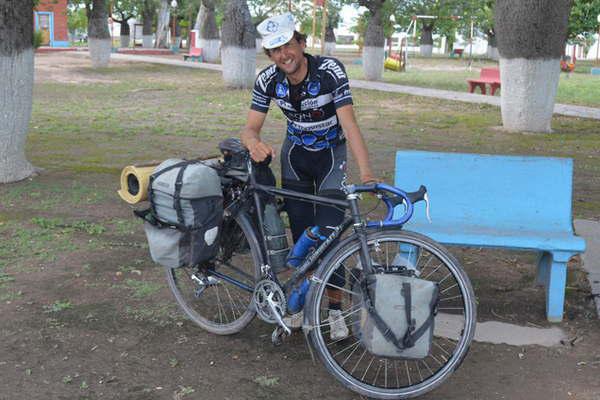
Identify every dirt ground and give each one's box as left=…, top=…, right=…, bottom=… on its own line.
left=1, top=53, right=599, bottom=400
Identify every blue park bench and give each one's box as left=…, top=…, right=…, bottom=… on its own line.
left=394, top=150, right=586, bottom=322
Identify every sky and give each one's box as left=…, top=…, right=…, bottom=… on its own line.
left=338, top=5, right=364, bottom=35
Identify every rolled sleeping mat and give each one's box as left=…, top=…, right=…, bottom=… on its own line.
left=117, top=163, right=158, bottom=204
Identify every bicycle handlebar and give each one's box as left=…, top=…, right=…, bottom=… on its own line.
left=346, top=183, right=429, bottom=228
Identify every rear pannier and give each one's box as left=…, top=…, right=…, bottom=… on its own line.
left=136, top=159, right=223, bottom=268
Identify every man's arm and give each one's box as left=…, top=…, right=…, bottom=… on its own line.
left=240, top=109, right=275, bottom=162
left=336, top=104, right=377, bottom=184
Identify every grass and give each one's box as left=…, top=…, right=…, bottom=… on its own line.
left=345, top=63, right=600, bottom=108
left=257, top=50, right=600, bottom=107
left=1, top=54, right=598, bottom=320
left=44, top=299, right=73, bottom=313
left=22, top=58, right=600, bottom=219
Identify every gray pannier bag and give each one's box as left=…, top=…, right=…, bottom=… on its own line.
left=353, top=273, right=439, bottom=359
left=135, top=159, right=223, bottom=268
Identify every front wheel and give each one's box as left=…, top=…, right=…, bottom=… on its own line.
left=305, top=230, right=476, bottom=399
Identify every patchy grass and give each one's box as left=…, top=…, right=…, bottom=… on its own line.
left=254, top=375, right=280, bottom=388
left=344, top=56, right=600, bottom=107
left=120, top=278, right=164, bottom=298
left=44, top=299, right=73, bottom=313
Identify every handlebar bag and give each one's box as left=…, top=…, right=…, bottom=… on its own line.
left=352, top=273, right=439, bottom=359
left=137, top=159, right=223, bottom=268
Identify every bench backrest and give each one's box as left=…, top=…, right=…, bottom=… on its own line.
left=394, top=151, right=575, bottom=234
left=480, top=67, right=500, bottom=80
left=189, top=47, right=202, bottom=57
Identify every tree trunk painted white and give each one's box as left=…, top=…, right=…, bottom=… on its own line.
left=420, top=44, right=433, bottom=57
left=194, top=6, right=203, bottom=30
left=362, top=46, right=384, bottom=81
left=255, top=38, right=262, bottom=53
left=221, top=47, right=256, bottom=88
left=324, top=41, right=336, bottom=56
left=199, top=39, right=220, bottom=62
left=155, top=0, right=170, bottom=48
left=487, top=45, right=499, bottom=60
left=499, top=58, right=560, bottom=133
left=89, top=38, right=112, bottom=67
left=120, top=35, right=130, bottom=48
left=0, top=49, right=36, bottom=183
left=142, top=35, right=153, bottom=48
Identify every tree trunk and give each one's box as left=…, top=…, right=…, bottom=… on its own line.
left=88, top=0, right=111, bottom=68
left=199, top=0, right=220, bottom=62
left=221, top=0, right=255, bottom=88
left=0, top=0, right=36, bottom=183
left=495, top=0, right=572, bottom=133
left=324, top=25, right=336, bottom=56
left=120, top=20, right=130, bottom=48
left=486, top=29, right=498, bottom=59
left=194, top=5, right=202, bottom=30
left=420, top=23, right=434, bottom=57
left=170, top=19, right=181, bottom=50
left=362, top=1, right=385, bottom=81
left=142, top=0, right=155, bottom=48
left=155, top=0, right=170, bottom=48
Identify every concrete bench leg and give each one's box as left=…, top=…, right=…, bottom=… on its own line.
left=536, top=251, right=551, bottom=286
left=393, top=243, right=420, bottom=273
left=538, top=251, right=573, bottom=322
left=490, top=83, right=500, bottom=96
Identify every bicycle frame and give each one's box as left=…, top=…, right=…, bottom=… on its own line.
left=212, top=157, right=420, bottom=300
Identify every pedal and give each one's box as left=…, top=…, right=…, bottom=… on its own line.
left=271, top=326, right=290, bottom=346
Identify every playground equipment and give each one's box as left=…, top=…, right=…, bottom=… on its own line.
left=384, top=52, right=404, bottom=71
left=388, top=15, right=477, bottom=71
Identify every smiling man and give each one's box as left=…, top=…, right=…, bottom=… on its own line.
left=240, top=13, right=376, bottom=340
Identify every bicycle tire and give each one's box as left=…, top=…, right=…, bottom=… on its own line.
left=166, top=212, right=263, bottom=335
left=305, top=229, right=476, bottom=399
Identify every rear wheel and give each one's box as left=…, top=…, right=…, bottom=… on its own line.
left=166, top=213, right=262, bottom=335
left=306, top=229, right=476, bottom=399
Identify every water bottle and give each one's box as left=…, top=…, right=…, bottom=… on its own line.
left=285, top=226, right=324, bottom=314
left=263, top=203, right=289, bottom=272
left=286, top=226, right=324, bottom=269
left=287, top=278, right=311, bottom=313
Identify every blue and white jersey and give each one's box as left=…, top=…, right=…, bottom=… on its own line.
left=251, top=54, right=353, bottom=150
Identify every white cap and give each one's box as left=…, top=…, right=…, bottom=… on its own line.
left=257, top=13, right=296, bottom=50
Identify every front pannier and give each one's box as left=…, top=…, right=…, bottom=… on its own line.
left=353, top=273, right=439, bottom=359
left=137, top=159, right=223, bottom=268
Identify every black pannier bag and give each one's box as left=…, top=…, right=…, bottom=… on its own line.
left=218, top=138, right=289, bottom=272
left=136, top=159, right=223, bottom=268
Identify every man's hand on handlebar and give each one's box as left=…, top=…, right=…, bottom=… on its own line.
left=247, top=139, right=275, bottom=163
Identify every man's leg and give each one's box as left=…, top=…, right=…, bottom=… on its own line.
left=280, top=140, right=315, bottom=241
left=315, top=144, right=349, bottom=340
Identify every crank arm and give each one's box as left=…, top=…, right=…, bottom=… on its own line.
left=266, top=292, right=291, bottom=335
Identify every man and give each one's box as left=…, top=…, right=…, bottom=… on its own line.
left=240, top=13, right=376, bottom=340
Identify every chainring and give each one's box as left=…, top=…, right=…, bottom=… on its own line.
left=253, top=279, right=287, bottom=324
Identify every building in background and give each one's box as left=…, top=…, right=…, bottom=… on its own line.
left=34, top=0, right=69, bottom=47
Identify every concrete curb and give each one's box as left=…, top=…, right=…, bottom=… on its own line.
left=438, top=313, right=566, bottom=347
left=574, top=219, right=600, bottom=317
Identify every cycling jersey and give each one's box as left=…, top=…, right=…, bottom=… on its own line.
left=251, top=54, right=353, bottom=150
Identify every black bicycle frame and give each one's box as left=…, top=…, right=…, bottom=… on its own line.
left=210, top=161, right=375, bottom=296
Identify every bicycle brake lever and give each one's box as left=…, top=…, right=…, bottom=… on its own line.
left=424, top=192, right=432, bottom=223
